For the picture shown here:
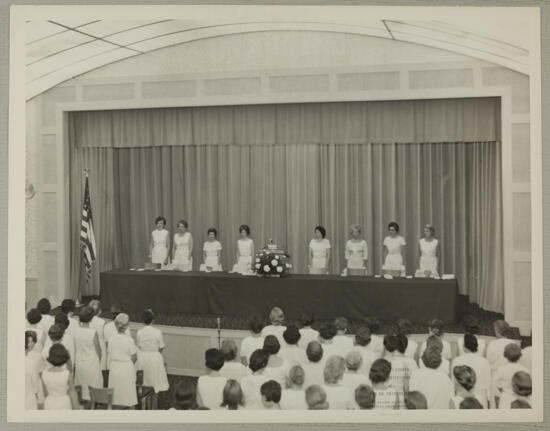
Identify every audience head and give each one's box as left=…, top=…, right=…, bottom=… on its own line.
left=89, top=299, right=102, bottom=316
left=263, top=335, right=281, bottom=356
left=405, top=391, right=428, bottom=409
left=463, top=333, right=479, bottom=353
left=248, top=349, right=269, bottom=373
left=426, top=334, right=444, bottom=352
left=79, top=306, right=95, bottom=323
left=221, top=379, right=243, bottom=410
left=369, top=359, right=391, bottom=384
left=319, top=323, right=337, bottom=341
left=324, top=355, right=345, bottom=384
left=269, top=307, right=285, bottom=326
left=47, top=343, right=70, bottom=367
left=354, top=384, right=375, bottom=409
left=355, top=326, right=371, bottom=347
left=428, top=318, right=445, bottom=337
left=504, top=343, right=522, bottom=363
left=511, top=399, right=531, bottom=409
left=397, top=318, right=413, bottom=335
left=388, top=221, right=400, bottom=234
left=493, top=320, right=512, bottom=338
left=261, top=380, right=282, bottom=407
left=48, top=324, right=65, bottom=342
left=155, top=216, right=167, bottom=228
left=54, top=312, right=70, bottom=329
left=462, top=315, right=481, bottom=335
left=221, top=339, right=238, bottom=362
left=110, top=305, right=122, bottom=318
left=344, top=351, right=363, bottom=372
left=364, top=316, right=380, bottom=333
left=383, top=334, right=399, bottom=354
left=172, top=380, right=197, bottom=410
left=453, top=365, right=477, bottom=392
left=248, top=315, right=264, bottom=334
left=334, top=317, right=348, bottom=333
left=114, top=313, right=129, bottom=332
left=61, top=299, right=76, bottom=315
left=306, top=385, right=328, bottom=410
left=512, top=371, right=532, bottom=397
left=421, top=345, right=443, bottom=370
left=25, top=330, right=37, bottom=351
left=142, top=309, right=155, bottom=325
left=300, top=312, right=314, bottom=327
left=204, top=348, right=225, bottom=372
left=396, top=334, right=408, bottom=354
left=459, top=397, right=484, bottom=409
left=306, top=341, right=323, bottom=363
left=207, top=227, right=218, bottom=239
left=239, top=224, right=250, bottom=236
left=26, top=308, right=42, bottom=325
left=283, top=325, right=301, bottom=346
left=314, top=226, right=327, bottom=239
left=288, top=365, right=305, bottom=388
left=37, top=298, right=52, bottom=315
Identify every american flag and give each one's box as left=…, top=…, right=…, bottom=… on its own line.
left=80, top=175, right=97, bottom=279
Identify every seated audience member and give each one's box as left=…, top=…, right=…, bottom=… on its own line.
left=220, top=339, right=247, bottom=381
left=262, top=335, right=290, bottom=387
left=458, top=316, right=486, bottom=357
left=507, top=371, right=532, bottom=409
left=518, top=337, right=532, bottom=373
left=354, top=384, right=375, bottom=410
left=383, top=334, right=408, bottom=391
left=395, top=334, right=419, bottom=384
left=318, top=323, right=340, bottom=364
left=341, top=351, right=369, bottom=394
left=396, top=319, right=418, bottom=360
left=333, top=317, right=353, bottom=354
left=404, top=391, right=428, bottom=409
left=196, top=348, right=227, bottom=410
left=26, top=308, right=45, bottom=348
left=280, top=365, right=307, bottom=410
left=240, top=349, right=269, bottom=409
left=298, top=312, right=320, bottom=349
left=240, top=315, right=264, bottom=366
left=88, top=300, right=107, bottom=376
left=36, top=298, right=55, bottom=336
left=280, top=325, right=307, bottom=365
left=220, top=379, right=244, bottom=410
left=450, top=365, right=483, bottom=409
left=451, top=333, right=491, bottom=408
left=351, top=326, right=378, bottom=377
left=169, top=380, right=200, bottom=410
left=420, top=335, right=450, bottom=375
left=42, top=344, right=78, bottom=410
left=26, top=331, right=45, bottom=410
left=261, top=307, right=286, bottom=346
left=363, top=317, right=384, bottom=358
left=369, top=358, right=404, bottom=410
left=511, top=396, right=531, bottom=409
left=136, top=309, right=169, bottom=393
left=409, top=346, right=454, bottom=409
left=459, top=397, right=484, bottom=409
left=419, top=319, right=452, bottom=361
left=261, top=380, right=282, bottom=410
left=42, top=324, right=75, bottom=371
left=60, top=299, right=78, bottom=336
left=322, top=355, right=353, bottom=410
left=306, top=385, right=329, bottom=410
left=486, top=320, right=519, bottom=372
left=492, top=343, right=529, bottom=407
left=302, top=341, right=325, bottom=389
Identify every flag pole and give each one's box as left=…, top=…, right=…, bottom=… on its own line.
left=77, top=168, right=90, bottom=306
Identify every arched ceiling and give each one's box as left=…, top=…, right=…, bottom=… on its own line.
left=25, top=18, right=531, bottom=100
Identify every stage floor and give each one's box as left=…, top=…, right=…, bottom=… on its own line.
left=100, top=270, right=460, bottom=324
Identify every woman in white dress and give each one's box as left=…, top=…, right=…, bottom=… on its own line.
left=107, top=313, right=138, bottom=408
left=42, top=344, right=78, bottom=410
left=149, top=216, right=169, bottom=265
left=172, top=219, right=193, bottom=271
left=309, top=226, right=331, bottom=274
left=382, top=222, right=406, bottom=276
left=26, top=331, right=45, bottom=409
left=232, top=224, right=254, bottom=274
left=200, top=228, right=222, bottom=272
left=74, top=306, right=102, bottom=403
left=416, top=224, right=440, bottom=277
left=345, top=224, right=368, bottom=274
left=136, top=309, right=169, bottom=393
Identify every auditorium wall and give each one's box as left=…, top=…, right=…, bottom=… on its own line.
left=24, top=31, right=533, bottom=333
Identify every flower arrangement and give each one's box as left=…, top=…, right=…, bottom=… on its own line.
left=254, top=249, right=292, bottom=277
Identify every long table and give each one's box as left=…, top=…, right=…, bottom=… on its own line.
left=100, top=270, right=460, bottom=323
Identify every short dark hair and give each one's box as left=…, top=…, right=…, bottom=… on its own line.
left=463, top=333, right=479, bottom=353
left=355, top=326, right=371, bottom=346
left=248, top=315, right=264, bottom=334
left=239, top=224, right=250, bottom=235
left=396, top=334, right=408, bottom=354
left=334, top=317, right=348, bottom=331
left=221, top=379, right=243, bottom=409
left=405, top=391, right=428, bottom=409
left=61, top=299, right=76, bottom=314
left=37, top=298, right=51, bottom=315
left=263, top=335, right=281, bottom=355
left=177, top=219, right=188, bottom=229
left=155, top=216, right=167, bottom=226
left=459, top=397, right=483, bottom=409
left=306, top=341, right=323, bottom=363
left=453, top=365, right=477, bottom=391
left=314, top=225, right=326, bottom=238
left=388, top=221, right=400, bottom=232
left=301, top=312, right=314, bottom=327
left=79, top=305, right=95, bottom=323
left=364, top=317, right=380, bottom=333
left=142, top=309, right=155, bottom=325
left=248, top=349, right=269, bottom=372
left=354, top=384, right=375, bottom=409
left=504, top=343, right=522, bottom=362
left=397, top=318, right=413, bottom=335
left=426, top=334, right=443, bottom=352
left=204, top=348, right=224, bottom=371
left=511, top=399, right=531, bottom=409
left=383, top=335, right=399, bottom=353
left=261, top=380, right=281, bottom=403
left=54, top=313, right=70, bottom=329
left=25, top=331, right=37, bottom=350
left=512, top=371, right=532, bottom=397
left=422, top=345, right=443, bottom=369
left=172, top=380, right=196, bottom=410
left=493, top=320, right=512, bottom=338
left=207, top=227, right=218, bottom=237
left=26, top=308, right=42, bottom=325
left=221, top=339, right=238, bottom=362
left=319, top=323, right=337, bottom=341
left=369, top=359, right=391, bottom=384
left=283, top=325, right=301, bottom=345
left=47, top=343, right=70, bottom=367
left=48, top=323, right=65, bottom=342
left=462, top=315, right=481, bottom=334
left=428, top=318, right=445, bottom=336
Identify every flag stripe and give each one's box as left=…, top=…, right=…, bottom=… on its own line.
left=80, top=176, right=97, bottom=279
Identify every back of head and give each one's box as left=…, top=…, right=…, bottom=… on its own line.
left=512, top=371, right=532, bottom=397
left=301, top=312, right=314, bottom=327
left=463, top=333, right=478, bottom=353
left=364, top=316, right=380, bottom=333
left=504, top=343, right=522, bottom=363
left=54, top=312, right=70, bottom=329
left=26, top=308, right=42, bottom=325
left=306, top=341, right=323, bottom=363
left=261, top=380, right=281, bottom=403
left=397, top=318, right=413, bottom=335
left=89, top=299, right=102, bottom=315
left=249, top=349, right=269, bottom=372
left=345, top=351, right=363, bottom=372
left=221, top=339, right=238, bottom=362
left=323, top=355, right=345, bottom=384
left=428, top=318, right=444, bottom=337
left=396, top=333, right=408, bottom=354
left=354, top=384, right=375, bottom=409
left=383, top=334, right=399, bottom=353
left=269, top=307, right=285, bottom=325
left=79, top=305, right=95, bottom=323
left=114, top=312, right=129, bottom=331
left=421, top=345, right=443, bottom=370
left=289, top=365, right=305, bottom=387
left=283, top=325, right=301, bottom=346
left=462, top=315, right=480, bottom=334
left=305, top=385, right=328, bottom=410
left=493, top=319, right=511, bottom=338
left=511, top=399, right=531, bottom=409
left=173, top=380, right=196, bottom=410
left=48, top=323, right=65, bottom=342
left=369, top=358, right=391, bottom=384
left=334, top=316, right=348, bottom=332
left=205, top=348, right=225, bottom=371
left=459, top=397, right=483, bottom=409
left=221, top=379, right=243, bottom=409
left=405, top=391, right=428, bottom=409
left=426, top=334, right=443, bottom=352
left=142, top=309, right=154, bottom=325
left=61, top=299, right=76, bottom=314
left=47, top=343, right=70, bottom=367
left=319, top=323, right=337, bottom=341
left=263, top=335, right=281, bottom=355
left=453, top=365, right=477, bottom=391
left=355, top=326, right=371, bottom=347
left=248, top=315, right=264, bottom=334
left=37, top=298, right=52, bottom=315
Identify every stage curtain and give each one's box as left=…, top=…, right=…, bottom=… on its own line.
left=69, top=99, right=503, bottom=313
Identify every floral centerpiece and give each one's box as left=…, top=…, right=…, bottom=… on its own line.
left=254, top=239, right=292, bottom=277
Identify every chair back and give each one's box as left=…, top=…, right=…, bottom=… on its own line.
left=89, top=386, right=114, bottom=410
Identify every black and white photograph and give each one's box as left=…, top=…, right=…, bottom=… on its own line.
left=6, top=3, right=544, bottom=423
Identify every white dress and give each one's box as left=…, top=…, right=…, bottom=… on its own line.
left=136, top=325, right=169, bottom=392
left=151, top=229, right=169, bottom=264
left=26, top=351, right=45, bottom=409
left=173, top=232, right=192, bottom=271
left=309, top=238, right=331, bottom=271
left=89, top=316, right=107, bottom=370
left=108, top=333, right=138, bottom=407
left=383, top=235, right=406, bottom=275
left=345, top=239, right=368, bottom=269
left=232, top=238, right=254, bottom=274
left=42, top=368, right=72, bottom=410
left=418, top=238, right=439, bottom=277
left=201, top=240, right=222, bottom=271
left=74, top=326, right=103, bottom=401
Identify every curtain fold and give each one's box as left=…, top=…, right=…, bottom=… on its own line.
left=69, top=99, right=503, bottom=313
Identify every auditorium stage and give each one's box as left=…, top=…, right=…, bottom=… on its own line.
left=100, top=270, right=460, bottom=324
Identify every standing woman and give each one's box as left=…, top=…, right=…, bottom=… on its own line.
left=149, top=216, right=170, bottom=266
left=232, top=224, right=254, bottom=274
left=309, top=226, right=331, bottom=274
left=201, top=228, right=223, bottom=272
left=382, top=222, right=406, bottom=276
left=172, top=220, right=193, bottom=271
left=416, top=224, right=440, bottom=277
left=41, top=344, right=79, bottom=410
left=345, top=224, right=368, bottom=274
